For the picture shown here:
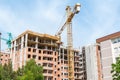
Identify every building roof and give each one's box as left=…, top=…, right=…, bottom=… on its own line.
left=96, top=31, right=120, bottom=43
left=13, top=30, right=60, bottom=41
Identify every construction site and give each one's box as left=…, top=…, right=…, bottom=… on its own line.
left=0, top=3, right=83, bottom=80
left=1, top=1, right=119, bottom=80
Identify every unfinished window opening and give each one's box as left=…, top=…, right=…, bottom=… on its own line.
left=48, top=57, right=53, bottom=61
left=48, top=46, right=51, bottom=50
left=33, top=49, right=36, bottom=53
left=39, top=50, right=41, bottom=53
left=61, top=60, right=63, bottom=63
left=43, top=69, right=47, bottom=73
left=64, top=49, right=67, bottom=54
left=64, top=61, right=68, bottom=64
left=43, top=63, right=47, bottom=67
left=48, top=63, right=53, bottom=67
left=61, top=55, right=63, bottom=59
left=54, top=71, right=56, bottom=74
left=58, top=68, right=60, bottom=71
left=47, top=51, right=52, bottom=55
left=38, top=56, right=41, bottom=60
left=55, top=52, right=56, bottom=55
left=52, top=47, right=55, bottom=51
left=23, top=42, right=25, bottom=47
left=32, top=55, right=36, bottom=59
left=38, top=63, right=41, bottom=66
left=58, top=74, right=60, bottom=77
left=64, top=56, right=68, bottom=60
left=48, top=70, right=53, bottom=74
left=38, top=45, right=45, bottom=49
left=28, top=48, right=31, bottom=52
left=60, top=49, right=63, bottom=53
left=43, top=51, right=46, bottom=54
left=43, top=57, right=47, bottom=60
left=55, top=58, right=56, bottom=61
left=28, top=54, right=31, bottom=58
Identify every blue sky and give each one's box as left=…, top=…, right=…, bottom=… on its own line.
left=0, top=0, right=120, bottom=50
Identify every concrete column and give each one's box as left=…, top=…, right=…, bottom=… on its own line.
left=35, top=37, right=38, bottom=49
left=20, top=36, right=24, bottom=68
left=10, top=42, right=13, bottom=60
left=24, top=33, right=28, bottom=65
left=12, top=40, right=16, bottom=70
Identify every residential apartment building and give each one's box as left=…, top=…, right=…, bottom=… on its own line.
left=96, top=31, right=120, bottom=80
left=0, top=51, right=10, bottom=65
left=11, top=30, right=81, bottom=80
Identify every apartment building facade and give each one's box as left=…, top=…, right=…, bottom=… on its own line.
left=11, top=30, right=81, bottom=80
left=96, top=31, right=120, bottom=80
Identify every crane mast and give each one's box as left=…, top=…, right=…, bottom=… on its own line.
left=55, top=3, right=81, bottom=80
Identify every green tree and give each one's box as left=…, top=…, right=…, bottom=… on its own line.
left=0, top=64, right=3, bottom=80
left=111, top=57, right=120, bottom=80
left=17, top=59, right=44, bottom=80
left=0, top=62, right=17, bottom=80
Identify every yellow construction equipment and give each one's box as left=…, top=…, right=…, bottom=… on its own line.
left=55, top=3, right=81, bottom=80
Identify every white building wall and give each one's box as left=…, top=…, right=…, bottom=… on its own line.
left=99, top=38, right=120, bottom=80
left=85, top=44, right=98, bottom=80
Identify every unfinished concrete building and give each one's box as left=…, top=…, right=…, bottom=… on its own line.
left=0, top=51, right=10, bottom=65
left=11, top=30, right=81, bottom=80
left=59, top=47, right=81, bottom=80
left=79, top=47, right=87, bottom=80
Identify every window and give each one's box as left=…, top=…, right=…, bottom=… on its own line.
left=58, top=68, right=60, bottom=71
left=28, top=48, right=31, bottom=52
left=55, top=52, right=56, bottom=55
left=55, top=58, right=56, bottom=61
left=32, top=55, right=36, bottom=59
left=33, top=49, right=36, bottom=53
left=39, top=50, right=41, bottom=53
left=55, top=71, right=56, bottom=74
left=28, top=54, right=31, bottom=58
left=58, top=74, right=60, bottom=77
left=38, top=56, right=41, bottom=60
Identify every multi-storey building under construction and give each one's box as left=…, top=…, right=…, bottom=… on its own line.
left=11, top=30, right=81, bottom=80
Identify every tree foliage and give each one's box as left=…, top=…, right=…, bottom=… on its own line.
left=0, top=62, right=17, bottom=80
left=17, top=59, right=44, bottom=80
left=0, top=59, right=44, bottom=80
left=111, top=57, right=120, bottom=80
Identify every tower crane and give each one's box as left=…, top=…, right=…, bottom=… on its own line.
left=1, top=32, right=13, bottom=49
left=55, top=3, right=81, bottom=80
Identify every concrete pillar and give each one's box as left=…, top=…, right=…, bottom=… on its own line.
left=20, top=36, right=24, bottom=68
left=12, top=40, right=16, bottom=70
left=24, top=33, right=28, bottom=65
left=35, top=37, right=38, bottom=49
